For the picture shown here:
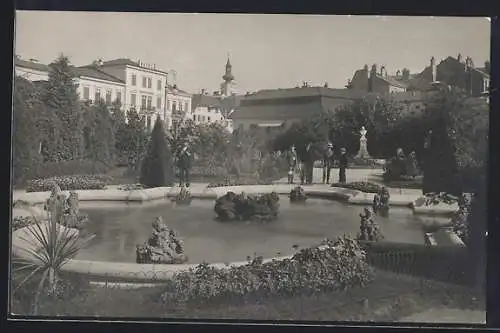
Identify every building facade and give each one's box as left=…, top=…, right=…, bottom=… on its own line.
left=191, top=92, right=225, bottom=125
left=164, top=84, right=192, bottom=129
left=230, top=87, right=364, bottom=131
left=92, top=58, right=169, bottom=131
left=15, top=58, right=50, bottom=81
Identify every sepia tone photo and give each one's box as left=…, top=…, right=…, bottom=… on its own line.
left=11, top=12, right=489, bottom=324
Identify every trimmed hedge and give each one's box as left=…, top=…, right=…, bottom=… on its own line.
left=29, top=160, right=111, bottom=179
left=160, top=236, right=374, bottom=305
left=26, top=175, right=112, bottom=192
left=331, top=181, right=383, bottom=194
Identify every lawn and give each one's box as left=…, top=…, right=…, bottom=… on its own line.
left=11, top=269, right=484, bottom=322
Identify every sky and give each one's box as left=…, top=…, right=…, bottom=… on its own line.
left=14, top=12, right=491, bottom=94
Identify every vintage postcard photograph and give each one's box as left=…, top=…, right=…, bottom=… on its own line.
left=11, top=11, right=489, bottom=324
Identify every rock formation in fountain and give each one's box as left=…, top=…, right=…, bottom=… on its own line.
left=214, top=191, right=280, bottom=222
left=136, top=216, right=188, bottom=264
left=289, top=186, right=307, bottom=203
left=172, top=186, right=192, bottom=205
left=44, top=185, right=89, bottom=230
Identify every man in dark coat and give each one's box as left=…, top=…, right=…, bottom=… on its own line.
left=338, top=147, right=348, bottom=184
left=300, top=142, right=315, bottom=185
left=177, top=141, right=192, bottom=187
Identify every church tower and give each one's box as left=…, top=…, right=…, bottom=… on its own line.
left=220, top=54, right=237, bottom=97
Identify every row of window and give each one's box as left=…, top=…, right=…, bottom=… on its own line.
left=194, top=115, right=211, bottom=123
left=131, top=74, right=163, bottom=91
left=129, top=93, right=161, bottom=110
left=82, top=86, right=121, bottom=104
left=166, top=100, right=190, bottom=112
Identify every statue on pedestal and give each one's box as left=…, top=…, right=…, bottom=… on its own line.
left=356, top=126, right=371, bottom=159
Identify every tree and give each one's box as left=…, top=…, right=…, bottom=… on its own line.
left=139, top=118, right=174, bottom=187
left=114, top=109, right=148, bottom=171
left=42, top=54, right=83, bottom=161
left=81, top=100, right=116, bottom=165
left=12, top=77, right=44, bottom=185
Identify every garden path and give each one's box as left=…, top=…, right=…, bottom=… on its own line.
left=274, top=167, right=423, bottom=196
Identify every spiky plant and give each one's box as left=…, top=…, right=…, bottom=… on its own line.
left=11, top=196, right=94, bottom=314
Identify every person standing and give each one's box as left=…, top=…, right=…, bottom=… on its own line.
left=303, top=142, right=314, bottom=185
left=177, top=141, right=192, bottom=187
left=287, top=145, right=298, bottom=184
left=338, top=147, right=348, bottom=184
left=322, top=142, right=335, bottom=184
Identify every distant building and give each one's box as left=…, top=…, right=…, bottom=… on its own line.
left=230, top=86, right=364, bottom=131
left=191, top=91, right=225, bottom=125
left=15, top=57, right=50, bottom=81
left=164, top=84, right=192, bottom=129
left=220, top=55, right=238, bottom=97
left=348, top=54, right=490, bottom=98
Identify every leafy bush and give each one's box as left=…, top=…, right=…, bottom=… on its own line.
left=29, top=160, right=111, bottom=179
left=331, top=181, right=383, bottom=194
left=450, top=194, right=473, bottom=244
left=160, top=236, right=374, bottom=305
left=140, top=118, right=174, bottom=188
left=117, top=183, right=143, bottom=191
left=12, top=216, right=37, bottom=231
left=418, top=192, right=459, bottom=206
left=26, top=175, right=110, bottom=192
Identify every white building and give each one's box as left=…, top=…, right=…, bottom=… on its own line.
left=15, top=58, right=50, bottom=81
left=191, top=92, right=226, bottom=126
left=164, top=84, right=192, bottom=129
left=92, top=58, right=169, bottom=131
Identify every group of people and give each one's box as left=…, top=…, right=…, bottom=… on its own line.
left=286, top=141, right=348, bottom=185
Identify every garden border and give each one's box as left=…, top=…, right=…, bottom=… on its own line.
left=11, top=184, right=460, bottom=282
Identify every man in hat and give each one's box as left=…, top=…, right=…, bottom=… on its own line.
left=177, top=141, right=192, bottom=187
left=322, top=142, right=335, bottom=184
left=338, top=147, right=348, bottom=184
left=287, top=145, right=298, bottom=184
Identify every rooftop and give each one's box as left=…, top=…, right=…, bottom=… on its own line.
left=243, top=86, right=366, bottom=101
left=98, top=58, right=169, bottom=75
left=191, top=94, right=223, bottom=109
left=15, top=58, right=50, bottom=72
left=73, top=66, right=125, bottom=84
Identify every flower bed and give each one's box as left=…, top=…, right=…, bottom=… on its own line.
left=331, top=181, right=383, bottom=194
left=413, top=192, right=459, bottom=207
left=26, top=175, right=112, bottom=192
left=117, top=184, right=144, bottom=191
left=207, top=179, right=273, bottom=188
left=160, top=236, right=373, bottom=305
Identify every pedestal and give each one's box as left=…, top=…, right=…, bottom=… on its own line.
left=356, top=139, right=371, bottom=159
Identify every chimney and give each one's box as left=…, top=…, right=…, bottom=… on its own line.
left=457, top=53, right=463, bottom=63
left=396, top=69, right=401, bottom=78
left=363, top=64, right=368, bottom=71
left=98, top=58, right=103, bottom=66
left=402, top=68, right=410, bottom=81
left=485, top=60, right=490, bottom=72
left=371, top=64, right=377, bottom=75
left=201, top=89, right=205, bottom=95
left=430, top=56, right=437, bottom=82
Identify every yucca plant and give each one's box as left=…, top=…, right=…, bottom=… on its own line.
left=11, top=190, right=94, bottom=315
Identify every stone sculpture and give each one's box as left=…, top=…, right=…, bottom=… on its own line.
left=136, top=216, right=188, bottom=264
left=357, top=208, right=383, bottom=242
left=372, top=186, right=390, bottom=215
left=214, top=191, right=280, bottom=222
left=44, top=184, right=89, bottom=230
left=289, top=186, right=307, bottom=203
left=173, top=186, right=192, bottom=205
left=355, top=126, right=371, bottom=159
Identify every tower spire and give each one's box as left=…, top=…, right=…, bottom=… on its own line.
left=222, top=53, right=234, bottom=82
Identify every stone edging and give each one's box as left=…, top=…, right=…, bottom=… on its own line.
left=11, top=184, right=461, bottom=282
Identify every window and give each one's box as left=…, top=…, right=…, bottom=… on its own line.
left=130, top=93, right=137, bottom=106
left=106, top=90, right=112, bottom=104
left=131, top=74, right=137, bottom=86
left=172, top=101, right=177, bottom=112
left=94, top=88, right=101, bottom=103
left=157, top=97, right=162, bottom=109
left=83, top=87, right=90, bottom=100
left=116, top=91, right=122, bottom=103
left=141, top=95, right=147, bottom=109
left=157, top=79, right=162, bottom=91
left=147, top=78, right=152, bottom=89
left=208, top=116, right=211, bottom=122
left=202, top=116, right=205, bottom=122
left=184, top=102, right=189, bottom=112
left=147, top=96, right=152, bottom=109
left=142, top=76, right=147, bottom=88
left=167, top=100, right=171, bottom=110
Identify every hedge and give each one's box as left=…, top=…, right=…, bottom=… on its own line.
left=26, top=175, right=112, bottom=192
left=160, top=236, right=374, bottom=305
left=28, top=160, right=111, bottom=179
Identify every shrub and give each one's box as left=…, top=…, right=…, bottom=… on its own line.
left=331, top=181, right=383, bottom=194
left=12, top=216, right=37, bottom=231
left=117, top=183, right=144, bottom=191
left=26, top=175, right=110, bottom=192
left=420, top=192, right=459, bottom=206
left=160, top=236, right=374, bottom=305
left=140, top=118, right=174, bottom=188
left=29, top=160, right=111, bottom=179
left=289, top=186, right=307, bottom=203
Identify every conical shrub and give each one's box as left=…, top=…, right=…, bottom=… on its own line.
left=140, top=118, right=174, bottom=187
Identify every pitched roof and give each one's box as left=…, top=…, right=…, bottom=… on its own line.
left=15, top=58, right=50, bottom=72
left=191, top=94, right=223, bottom=109
left=375, top=74, right=409, bottom=88
left=99, top=58, right=169, bottom=75
left=73, top=66, right=125, bottom=84
left=230, top=102, right=324, bottom=121
left=242, top=86, right=365, bottom=101
left=166, top=84, right=190, bottom=96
